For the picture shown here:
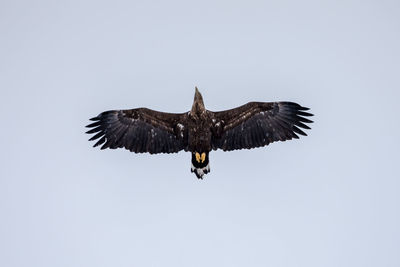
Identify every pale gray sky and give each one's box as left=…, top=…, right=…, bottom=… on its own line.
left=1, top=0, right=399, bottom=266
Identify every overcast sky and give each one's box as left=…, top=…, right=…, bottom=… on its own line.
left=1, top=0, right=399, bottom=266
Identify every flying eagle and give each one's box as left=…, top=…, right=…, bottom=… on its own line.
left=86, top=87, right=313, bottom=179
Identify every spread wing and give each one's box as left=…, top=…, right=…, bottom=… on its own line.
left=210, top=102, right=313, bottom=151
left=86, top=108, right=188, bottom=154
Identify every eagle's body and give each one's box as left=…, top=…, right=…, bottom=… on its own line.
left=86, top=87, right=313, bottom=179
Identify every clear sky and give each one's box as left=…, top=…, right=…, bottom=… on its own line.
left=1, top=0, right=399, bottom=266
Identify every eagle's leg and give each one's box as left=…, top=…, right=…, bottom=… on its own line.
left=191, top=151, right=210, bottom=179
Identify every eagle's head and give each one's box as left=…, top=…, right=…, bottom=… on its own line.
left=190, top=87, right=205, bottom=117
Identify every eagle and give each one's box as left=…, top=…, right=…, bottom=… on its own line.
left=86, top=87, right=313, bottom=179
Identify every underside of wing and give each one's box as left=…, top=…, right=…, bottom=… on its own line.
left=86, top=108, right=188, bottom=154
left=210, top=102, right=313, bottom=151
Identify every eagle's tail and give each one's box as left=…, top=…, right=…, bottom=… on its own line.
left=191, top=152, right=210, bottom=179
left=191, top=163, right=210, bottom=179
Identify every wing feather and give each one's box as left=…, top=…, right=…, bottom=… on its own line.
left=210, top=102, right=313, bottom=151
left=86, top=108, right=188, bottom=154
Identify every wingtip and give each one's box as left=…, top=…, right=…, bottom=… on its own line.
left=305, top=112, right=314, bottom=117
left=293, top=126, right=307, bottom=136
left=86, top=121, right=101, bottom=128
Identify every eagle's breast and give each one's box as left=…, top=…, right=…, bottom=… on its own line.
left=187, top=111, right=213, bottom=152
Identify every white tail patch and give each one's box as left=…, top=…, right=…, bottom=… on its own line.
left=191, top=163, right=210, bottom=179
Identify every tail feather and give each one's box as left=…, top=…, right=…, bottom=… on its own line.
left=191, top=163, right=210, bottom=179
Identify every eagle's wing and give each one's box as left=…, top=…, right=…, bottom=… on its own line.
left=210, top=102, right=313, bottom=151
left=86, top=108, right=188, bottom=154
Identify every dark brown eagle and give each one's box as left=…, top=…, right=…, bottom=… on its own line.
left=86, top=87, right=313, bottom=179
